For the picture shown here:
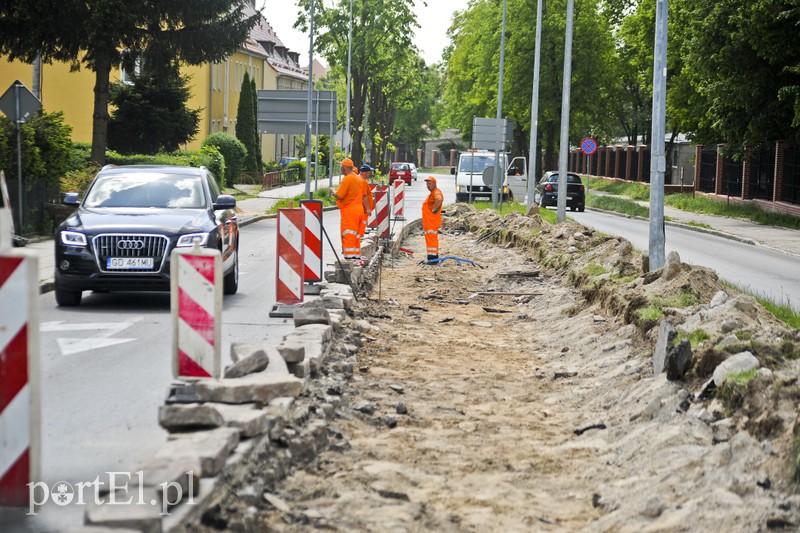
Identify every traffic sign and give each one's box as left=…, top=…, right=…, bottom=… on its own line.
left=0, top=81, right=41, bottom=123
left=580, top=137, right=597, bottom=155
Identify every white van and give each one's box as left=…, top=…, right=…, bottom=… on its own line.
left=450, top=150, right=529, bottom=203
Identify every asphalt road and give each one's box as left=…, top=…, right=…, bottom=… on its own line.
left=569, top=209, right=800, bottom=312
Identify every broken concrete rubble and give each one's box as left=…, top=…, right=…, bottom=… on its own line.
left=225, top=343, right=270, bottom=378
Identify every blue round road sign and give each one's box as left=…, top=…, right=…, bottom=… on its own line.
left=580, top=137, right=597, bottom=155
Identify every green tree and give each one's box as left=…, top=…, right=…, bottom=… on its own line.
left=441, top=0, right=617, bottom=175
left=236, top=71, right=258, bottom=171
left=202, top=132, right=246, bottom=186
left=0, top=0, right=258, bottom=164
left=250, top=76, right=263, bottom=171
left=0, top=111, right=73, bottom=187
left=669, top=0, right=800, bottom=152
left=296, top=0, right=419, bottom=166
left=107, top=61, right=200, bottom=154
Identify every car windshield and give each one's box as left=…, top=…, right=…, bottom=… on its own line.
left=83, top=173, right=206, bottom=209
left=546, top=173, right=582, bottom=183
left=392, top=164, right=409, bottom=170
left=459, top=155, right=497, bottom=173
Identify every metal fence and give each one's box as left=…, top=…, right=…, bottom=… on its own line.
left=748, top=145, right=775, bottom=200
left=698, top=149, right=717, bottom=192
left=721, top=157, right=743, bottom=197
left=782, top=144, right=800, bottom=204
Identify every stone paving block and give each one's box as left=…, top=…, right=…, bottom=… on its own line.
left=291, top=323, right=333, bottom=343
left=293, top=306, right=331, bottom=327
left=225, top=343, right=270, bottom=378
left=288, top=359, right=312, bottom=379
left=157, top=427, right=240, bottom=477
left=194, top=374, right=304, bottom=405
left=158, top=404, right=224, bottom=431
left=212, top=403, right=270, bottom=438
left=264, top=345, right=290, bottom=377
left=84, top=487, right=163, bottom=533
left=276, top=340, right=305, bottom=363
left=137, top=456, right=201, bottom=507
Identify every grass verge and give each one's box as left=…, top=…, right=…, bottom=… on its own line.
left=268, top=188, right=336, bottom=213
left=586, top=194, right=650, bottom=218
left=720, top=280, right=800, bottom=329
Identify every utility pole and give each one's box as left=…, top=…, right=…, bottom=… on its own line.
left=526, top=0, right=543, bottom=212
left=649, top=0, right=668, bottom=270
left=492, top=0, right=508, bottom=210
left=343, top=0, right=354, bottom=158
left=556, top=0, right=575, bottom=223
left=304, top=0, right=315, bottom=199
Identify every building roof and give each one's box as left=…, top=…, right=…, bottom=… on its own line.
left=242, top=2, right=307, bottom=80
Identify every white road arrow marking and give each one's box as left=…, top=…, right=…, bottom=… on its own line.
left=42, top=317, right=144, bottom=356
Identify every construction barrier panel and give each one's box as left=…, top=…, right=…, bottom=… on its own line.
left=374, top=188, right=390, bottom=240
left=300, top=200, right=323, bottom=284
left=392, top=180, right=406, bottom=220
left=275, top=208, right=305, bottom=304
left=171, top=242, right=222, bottom=379
left=367, top=184, right=383, bottom=229
left=0, top=207, right=40, bottom=508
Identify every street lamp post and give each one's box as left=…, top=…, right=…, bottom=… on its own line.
left=343, top=0, right=353, bottom=158
left=556, top=0, right=575, bottom=223
left=526, top=0, right=543, bottom=212
left=304, top=0, right=316, bottom=199
left=492, top=0, right=508, bottom=210
left=649, top=0, right=669, bottom=270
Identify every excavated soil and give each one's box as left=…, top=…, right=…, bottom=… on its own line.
left=195, top=206, right=800, bottom=532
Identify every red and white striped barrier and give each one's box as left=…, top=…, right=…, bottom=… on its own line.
left=0, top=208, right=40, bottom=508
left=392, top=180, right=405, bottom=220
left=367, top=184, right=380, bottom=229
left=300, top=200, right=323, bottom=284
left=374, top=188, right=390, bottom=240
left=171, top=243, right=222, bottom=379
left=275, top=208, right=305, bottom=304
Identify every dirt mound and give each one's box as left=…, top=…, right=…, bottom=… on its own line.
left=191, top=205, right=800, bottom=532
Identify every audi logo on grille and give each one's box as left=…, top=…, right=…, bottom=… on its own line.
left=117, top=239, right=145, bottom=250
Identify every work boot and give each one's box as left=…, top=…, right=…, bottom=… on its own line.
left=427, top=254, right=439, bottom=264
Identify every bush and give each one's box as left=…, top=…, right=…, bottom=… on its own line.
left=105, top=151, right=191, bottom=166
left=190, top=145, right=226, bottom=188
left=286, top=160, right=306, bottom=175
left=68, top=142, right=93, bottom=172
left=60, top=164, right=100, bottom=195
left=202, top=133, right=246, bottom=185
left=264, top=161, right=282, bottom=172
left=0, top=111, right=73, bottom=187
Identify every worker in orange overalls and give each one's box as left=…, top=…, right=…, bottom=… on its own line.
left=422, top=176, right=444, bottom=261
left=332, top=158, right=365, bottom=260
left=357, top=164, right=375, bottom=238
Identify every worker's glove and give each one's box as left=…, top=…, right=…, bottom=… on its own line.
left=432, top=209, right=439, bottom=214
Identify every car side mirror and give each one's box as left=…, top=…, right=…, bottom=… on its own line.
left=450, top=167, right=456, bottom=175
left=213, top=194, right=236, bottom=210
left=62, top=192, right=80, bottom=206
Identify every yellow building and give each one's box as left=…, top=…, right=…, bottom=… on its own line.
left=0, top=0, right=308, bottom=163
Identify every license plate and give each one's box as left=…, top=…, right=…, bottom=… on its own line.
left=107, top=257, right=154, bottom=269
left=567, top=196, right=573, bottom=200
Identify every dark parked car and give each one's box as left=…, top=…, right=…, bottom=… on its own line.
left=54, top=165, right=239, bottom=306
left=536, top=171, right=585, bottom=211
left=278, top=156, right=298, bottom=168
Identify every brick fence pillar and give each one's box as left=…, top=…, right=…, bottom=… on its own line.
left=693, top=145, right=703, bottom=192
left=450, top=149, right=458, bottom=167
left=774, top=140, right=787, bottom=202
left=741, top=146, right=751, bottom=200
left=715, top=144, right=725, bottom=195
left=431, top=150, right=439, bottom=167
left=613, top=146, right=621, bottom=178
left=604, top=147, right=612, bottom=177
left=417, top=149, right=423, bottom=167
left=625, top=146, right=634, bottom=181
left=638, top=145, right=648, bottom=182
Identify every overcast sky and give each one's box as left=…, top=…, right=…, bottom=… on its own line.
left=260, top=0, right=464, bottom=67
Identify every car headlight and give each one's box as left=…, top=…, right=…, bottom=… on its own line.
left=176, top=233, right=210, bottom=247
left=60, top=231, right=87, bottom=247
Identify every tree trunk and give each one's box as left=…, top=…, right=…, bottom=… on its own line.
left=544, top=120, right=557, bottom=172
left=91, top=54, right=112, bottom=165
left=349, top=75, right=367, bottom=165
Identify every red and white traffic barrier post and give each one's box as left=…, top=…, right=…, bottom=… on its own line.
left=269, top=208, right=305, bottom=318
left=171, top=241, right=222, bottom=379
left=300, top=200, right=323, bottom=295
left=373, top=187, right=390, bottom=241
left=367, top=184, right=380, bottom=230
left=0, top=207, right=41, bottom=508
left=392, top=180, right=406, bottom=221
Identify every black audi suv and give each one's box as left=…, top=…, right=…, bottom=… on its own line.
left=54, top=165, right=239, bottom=306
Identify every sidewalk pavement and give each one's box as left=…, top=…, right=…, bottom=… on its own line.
left=22, top=183, right=800, bottom=294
